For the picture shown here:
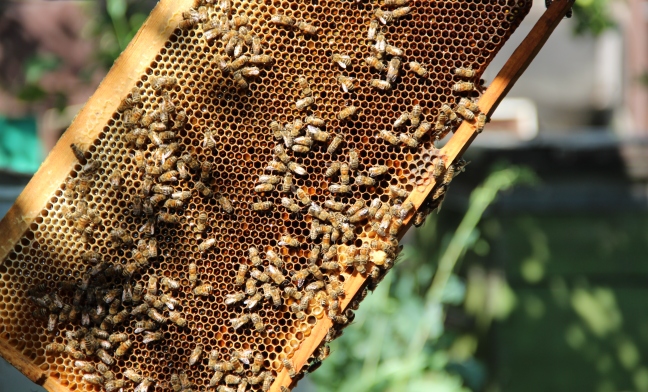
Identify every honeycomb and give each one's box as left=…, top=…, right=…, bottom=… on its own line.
left=0, top=0, right=532, bottom=391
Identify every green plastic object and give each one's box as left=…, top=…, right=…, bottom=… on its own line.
left=0, top=116, right=42, bottom=174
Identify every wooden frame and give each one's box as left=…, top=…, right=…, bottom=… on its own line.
left=0, top=0, right=575, bottom=391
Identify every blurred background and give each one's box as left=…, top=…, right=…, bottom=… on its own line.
left=0, top=0, right=645, bottom=391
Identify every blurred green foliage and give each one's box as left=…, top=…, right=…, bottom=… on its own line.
left=90, top=0, right=151, bottom=70
left=311, top=166, right=534, bottom=392
left=572, top=0, right=616, bottom=36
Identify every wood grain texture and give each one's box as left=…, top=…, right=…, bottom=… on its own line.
left=0, top=0, right=193, bottom=388
left=270, top=0, right=575, bottom=390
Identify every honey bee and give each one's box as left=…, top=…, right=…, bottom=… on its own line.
left=69, top=143, right=88, bottom=163
left=303, top=245, right=319, bottom=266
left=387, top=58, right=402, bottom=84
left=114, top=339, right=132, bottom=357
left=327, top=134, right=343, bottom=154
left=217, top=194, right=235, bottom=214
left=267, top=265, right=286, bottom=285
left=274, top=144, right=290, bottom=164
left=398, top=133, right=418, bottom=148
left=252, top=201, right=273, bottom=212
left=234, top=264, right=249, bottom=286
left=230, top=14, right=249, bottom=29
left=187, top=344, right=203, bottom=366
left=338, top=106, right=357, bottom=120
left=458, top=97, right=479, bottom=113
left=108, top=333, right=129, bottom=345
left=160, top=277, right=179, bottom=291
left=266, top=285, right=281, bottom=308
left=452, top=81, right=474, bottom=92
left=270, top=121, right=283, bottom=141
left=230, top=314, right=251, bottom=331
left=297, top=20, right=319, bottom=35
left=352, top=175, right=374, bottom=187
left=194, top=284, right=213, bottom=296
left=226, top=293, right=248, bottom=309
left=371, top=8, right=393, bottom=25
left=110, top=228, right=132, bottom=248
left=308, top=202, right=329, bottom=221
left=389, top=112, right=409, bottom=130
left=270, top=14, right=295, bottom=27
left=81, top=373, right=104, bottom=386
left=249, top=54, right=273, bottom=65
left=148, top=307, right=167, bottom=324
left=224, top=287, right=248, bottom=307
left=46, top=342, right=65, bottom=354
left=134, top=378, right=155, bottom=392
left=308, top=127, right=330, bottom=142
left=332, top=75, right=356, bottom=95
left=151, top=75, right=178, bottom=91
left=454, top=66, right=476, bottom=78
left=343, top=200, right=363, bottom=217
left=412, top=121, right=432, bottom=140
left=323, top=162, right=341, bottom=178
left=295, top=96, right=315, bottom=111
left=194, top=181, right=213, bottom=197
left=245, top=277, right=258, bottom=296
left=370, top=79, right=391, bottom=91
left=247, top=313, right=264, bottom=332
left=389, top=185, right=409, bottom=200
left=376, top=130, right=399, bottom=146
left=117, top=88, right=141, bottom=112
left=291, top=76, right=311, bottom=99
left=331, top=53, right=352, bottom=69
left=265, top=160, right=288, bottom=174
left=381, top=43, right=402, bottom=57
left=180, top=8, right=206, bottom=29
left=124, top=108, right=144, bottom=127
left=254, top=183, right=274, bottom=193
left=455, top=104, right=475, bottom=120
left=475, top=112, right=487, bottom=133
left=373, top=32, right=387, bottom=54
left=262, top=373, right=275, bottom=391
left=241, top=66, right=260, bottom=78
left=279, top=234, right=300, bottom=248
left=438, top=105, right=457, bottom=125
left=233, top=71, right=249, bottom=89
left=105, top=380, right=125, bottom=392
left=123, top=369, right=143, bottom=383
left=265, top=248, right=283, bottom=268
left=288, top=161, right=307, bottom=176
left=407, top=104, right=422, bottom=126
left=162, top=199, right=183, bottom=211
left=139, top=330, right=163, bottom=344
left=280, top=197, right=301, bottom=214
left=81, top=160, right=100, bottom=176
left=346, top=149, right=359, bottom=171
left=393, top=6, right=411, bottom=18
left=329, top=184, right=351, bottom=194
left=251, top=35, right=263, bottom=55
left=196, top=238, right=215, bottom=252
left=158, top=212, right=179, bottom=224
left=282, top=358, right=297, bottom=378
left=229, top=56, right=250, bottom=73
left=398, top=201, right=414, bottom=219
left=340, top=161, right=357, bottom=185
left=432, top=157, right=445, bottom=178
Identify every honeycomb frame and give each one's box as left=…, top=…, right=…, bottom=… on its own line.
left=0, top=0, right=573, bottom=391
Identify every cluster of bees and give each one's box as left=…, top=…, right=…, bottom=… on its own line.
left=22, top=0, right=492, bottom=390
left=190, top=0, right=275, bottom=89
left=34, top=264, right=185, bottom=391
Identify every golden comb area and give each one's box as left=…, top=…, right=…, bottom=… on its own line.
left=0, top=0, right=531, bottom=391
